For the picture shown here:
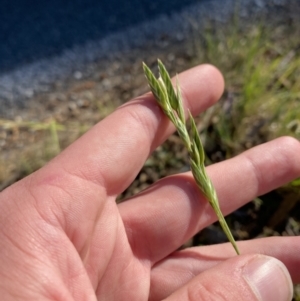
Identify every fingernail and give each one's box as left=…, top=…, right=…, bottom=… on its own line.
left=243, top=255, right=293, bottom=301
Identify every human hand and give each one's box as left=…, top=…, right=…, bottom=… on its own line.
left=0, top=64, right=299, bottom=301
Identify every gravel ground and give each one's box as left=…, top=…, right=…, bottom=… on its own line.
left=0, top=0, right=292, bottom=117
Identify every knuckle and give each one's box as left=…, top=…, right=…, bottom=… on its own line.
left=186, top=281, right=228, bottom=301
left=120, top=105, right=157, bottom=142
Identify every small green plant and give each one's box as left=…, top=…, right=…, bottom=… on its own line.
left=196, top=22, right=300, bottom=157
left=143, top=60, right=240, bottom=255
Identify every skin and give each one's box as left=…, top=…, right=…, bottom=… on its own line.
left=0, top=64, right=299, bottom=300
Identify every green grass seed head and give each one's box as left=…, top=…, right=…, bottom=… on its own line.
left=143, top=60, right=240, bottom=255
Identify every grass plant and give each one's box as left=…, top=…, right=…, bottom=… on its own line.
left=193, top=20, right=300, bottom=158
left=143, top=60, right=240, bottom=255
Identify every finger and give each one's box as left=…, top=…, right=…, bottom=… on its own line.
left=1, top=64, right=223, bottom=273
left=119, top=137, right=300, bottom=262
left=159, top=254, right=293, bottom=301
left=150, top=236, right=300, bottom=300
left=42, top=64, right=224, bottom=195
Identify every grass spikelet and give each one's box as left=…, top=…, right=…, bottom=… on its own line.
left=143, top=60, right=240, bottom=255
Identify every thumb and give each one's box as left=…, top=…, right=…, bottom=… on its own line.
left=163, top=254, right=293, bottom=301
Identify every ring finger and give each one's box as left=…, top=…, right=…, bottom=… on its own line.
left=118, top=137, right=300, bottom=263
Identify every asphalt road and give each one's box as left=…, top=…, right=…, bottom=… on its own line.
left=0, top=0, right=288, bottom=111
left=0, top=0, right=206, bottom=73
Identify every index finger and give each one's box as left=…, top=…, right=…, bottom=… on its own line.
left=39, top=64, right=224, bottom=195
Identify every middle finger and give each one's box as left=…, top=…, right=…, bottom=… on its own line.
left=118, top=137, right=300, bottom=263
